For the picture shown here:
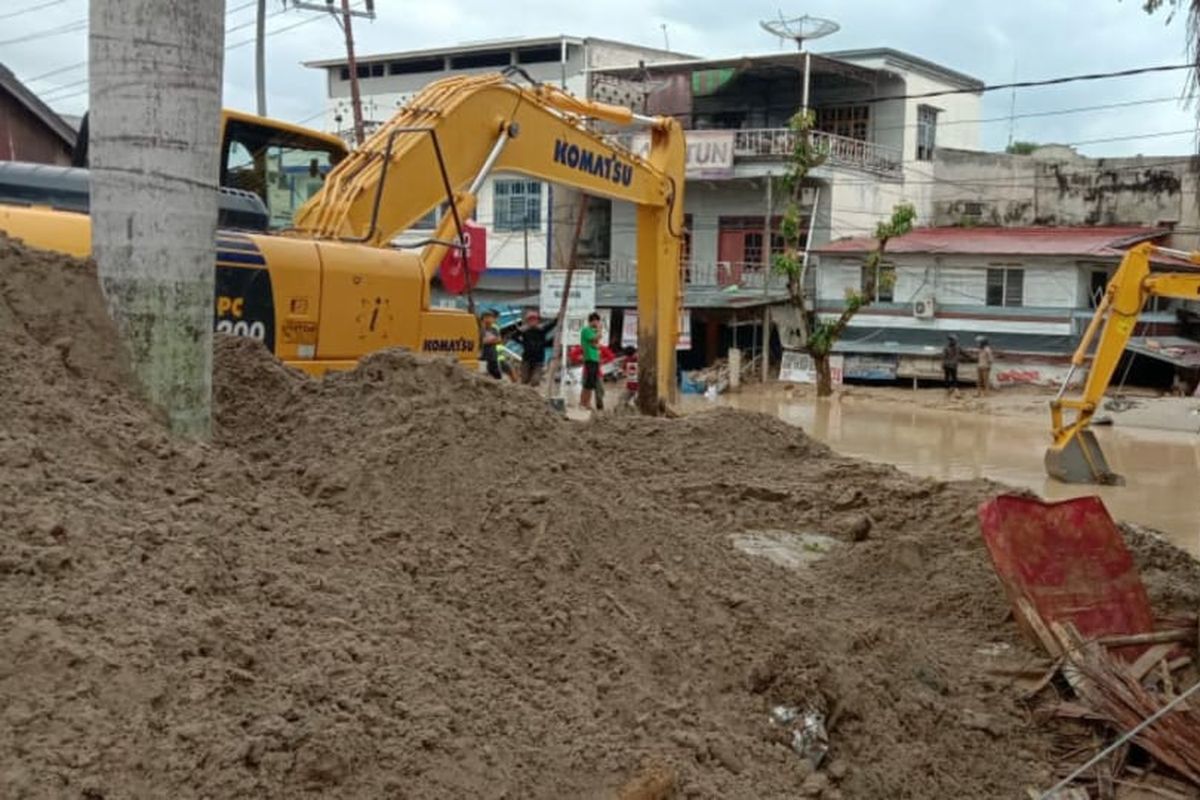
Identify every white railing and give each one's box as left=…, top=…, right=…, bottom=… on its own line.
left=579, top=259, right=788, bottom=290
left=733, top=129, right=902, bottom=177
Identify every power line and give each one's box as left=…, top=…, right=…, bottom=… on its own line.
left=0, top=0, right=69, bottom=21
left=843, top=63, right=1196, bottom=105
left=46, top=4, right=368, bottom=106
left=0, top=18, right=85, bottom=47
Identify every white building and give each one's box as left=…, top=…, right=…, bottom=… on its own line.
left=303, top=36, right=687, bottom=290
left=811, top=226, right=1189, bottom=386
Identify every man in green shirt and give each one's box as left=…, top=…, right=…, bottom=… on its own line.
left=579, top=311, right=604, bottom=412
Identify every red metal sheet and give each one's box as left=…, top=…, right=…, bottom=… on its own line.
left=978, top=494, right=1155, bottom=661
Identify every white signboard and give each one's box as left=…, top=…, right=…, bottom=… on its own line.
left=620, top=311, right=691, bottom=350
left=540, top=270, right=596, bottom=317
left=779, top=351, right=814, bottom=383
left=630, top=130, right=735, bottom=178
left=779, top=351, right=843, bottom=385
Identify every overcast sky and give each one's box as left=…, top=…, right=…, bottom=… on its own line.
left=4, top=0, right=1198, bottom=157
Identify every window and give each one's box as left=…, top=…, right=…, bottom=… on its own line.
left=223, top=122, right=344, bottom=229
left=370, top=63, right=384, bottom=78
left=815, top=105, right=870, bottom=141
left=450, top=50, right=511, bottom=69
left=339, top=66, right=350, bottom=81
left=986, top=267, right=1024, bottom=307
left=517, top=46, right=561, bottom=65
left=860, top=262, right=896, bottom=302
left=493, top=179, right=542, bottom=231
left=917, top=105, right=938, bottom=161
left=389, top=57, right=444, bottom=75
left=412, top=208, right=439, bottom=230
left=1089, top=269, right=1109, bottom=308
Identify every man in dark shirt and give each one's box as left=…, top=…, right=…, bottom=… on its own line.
left=942, top=334, right=960, bottom=396
left=480, top=309, right=502, bottom=380
left=511, top=309, right=556, bottom=386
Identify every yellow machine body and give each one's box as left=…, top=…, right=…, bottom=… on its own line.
left=0, top=75, right=686, bottom=405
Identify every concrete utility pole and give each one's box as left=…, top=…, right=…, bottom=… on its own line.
left=89, top=0, right=226, bottom=437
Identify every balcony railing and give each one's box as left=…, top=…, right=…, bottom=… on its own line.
left=580, top=259, right=787, bottom=290
left=733, top=129, right=902, bottom=177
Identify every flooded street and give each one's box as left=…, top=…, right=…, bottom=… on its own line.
left=695, top=390, right=1200, bottom=556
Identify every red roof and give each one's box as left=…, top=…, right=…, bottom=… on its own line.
left=814, top=226, right=1170, bottom=258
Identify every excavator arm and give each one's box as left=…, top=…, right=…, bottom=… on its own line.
left=1046, top=242, right=1200, bottom=483
left=292, top=72, right=685, bottom=413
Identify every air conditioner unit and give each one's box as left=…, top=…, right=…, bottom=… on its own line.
left=912, top=297, right=935, bottom=319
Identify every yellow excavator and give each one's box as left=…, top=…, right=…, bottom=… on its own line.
left=0, top=72, right=686, bottom=411
left=1046, top=241, right=1200, bottom=484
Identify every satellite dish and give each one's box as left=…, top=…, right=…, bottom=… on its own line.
left=760, top=13, right=840, bottom=50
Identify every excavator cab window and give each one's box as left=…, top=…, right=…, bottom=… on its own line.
left=221, top=118, right=345, bottom=230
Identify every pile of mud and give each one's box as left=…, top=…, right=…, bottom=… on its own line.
left=3, top=236, right=1200, bottom=799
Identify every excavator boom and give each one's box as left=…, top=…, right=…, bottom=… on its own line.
left=1046, top=242, right=1200, bottom=483
left=291, top=73, right=686, bottom=411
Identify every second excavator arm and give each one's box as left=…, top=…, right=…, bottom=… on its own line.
left=1046, top=241, right=1200, bottom=484
left=291, top=72, right=685, bottom=413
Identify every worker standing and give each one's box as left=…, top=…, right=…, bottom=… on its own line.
left=511, top=309, right=556, bottom=386
left=579, top=312, right=604, bottom=412
left=975, top=336, right=994, bottom=397
left=942, top=334, right=961, bottom=396
left=480, top=309, right=502, bottom=380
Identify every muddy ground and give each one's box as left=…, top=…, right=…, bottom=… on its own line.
left=2, top=236, right=1200, bottom=799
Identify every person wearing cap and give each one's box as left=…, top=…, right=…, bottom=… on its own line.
left=942, top=334, right=961, bottom=396
left=480, top=308, right=502, bottom=380
left=975, top=336, right=994, bottom=397
left=510, top=309, right=557, bottom=386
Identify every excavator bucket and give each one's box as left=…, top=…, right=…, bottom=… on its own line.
left=1044, top=429, right=1123, bottom=485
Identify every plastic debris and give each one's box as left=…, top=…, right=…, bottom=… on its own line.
left=769, top=705, right=829, bottom=768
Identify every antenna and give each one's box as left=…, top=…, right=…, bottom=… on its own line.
left=759, top=13, right=839, bottom=51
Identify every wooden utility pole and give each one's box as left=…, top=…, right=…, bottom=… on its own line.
left=289, top=0, right=375, bottom=145
left=340, top=0, right=365, bottom=145
left=89, top=0, right=226, bottom=437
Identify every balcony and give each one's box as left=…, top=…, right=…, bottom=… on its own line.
left=732, top=129, right=902, bottom=177
left=580, top=259, right=788, bottom=291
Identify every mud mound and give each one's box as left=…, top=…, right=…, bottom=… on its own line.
left=2, top=238, right=1198, bottom=798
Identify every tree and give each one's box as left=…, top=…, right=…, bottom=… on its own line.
left=1005, top=141, right=1041, bottom=155
left=89, top=0, right=226, bottom=437
left=1142, top=1, right=1200, bottom=95
left=773, top=111, right=916, bottom=397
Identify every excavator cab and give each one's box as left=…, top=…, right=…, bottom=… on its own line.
left=72, top=109, right=349, bottom=229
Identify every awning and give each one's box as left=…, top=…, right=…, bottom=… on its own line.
left=832, top=326, right=1077, bottom=357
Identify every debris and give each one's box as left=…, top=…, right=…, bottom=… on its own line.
left=846, top=515, right=872, bottom=542
left=979, top=495, right=1156, bottom=662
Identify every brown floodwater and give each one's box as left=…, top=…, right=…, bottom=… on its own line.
left=686, top=390, right=1200, bottom=556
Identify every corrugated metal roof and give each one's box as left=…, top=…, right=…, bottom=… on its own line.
left=815, top=226, right=1171, bottom=258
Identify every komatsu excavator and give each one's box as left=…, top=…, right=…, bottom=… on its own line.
left=1046, top=241, right=1200, bottom=484
left=0, top=72, right=686, bottom=412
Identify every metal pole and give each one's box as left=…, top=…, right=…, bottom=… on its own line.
left=255, top=0, right=267, bottom=116
left=763, top=173, right=772, bottom=297
left=801, top=51, right=811, bottom=116
left=523, top=215, right=530, bottom=292
left=341, top=0, right=365, bottom=145
left=762, top=305, right=771, bottom=383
